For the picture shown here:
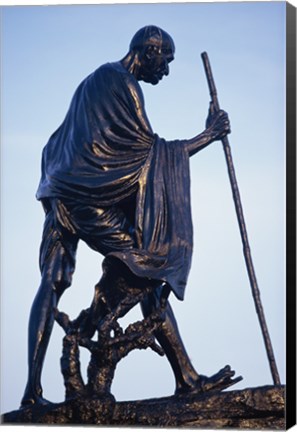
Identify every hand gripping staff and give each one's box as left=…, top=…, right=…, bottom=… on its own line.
left=201, top=52, right=281, bottom=386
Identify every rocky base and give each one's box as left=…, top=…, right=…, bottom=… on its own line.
left=2, top=385, right=285, bottom=429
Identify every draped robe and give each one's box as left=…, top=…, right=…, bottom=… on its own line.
left=36, top=62, right=193, bottom=300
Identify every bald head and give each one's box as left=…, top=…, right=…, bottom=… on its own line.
left=125, top=25, right=175, bottom=85
left=129, top=25, right=175, bottom=54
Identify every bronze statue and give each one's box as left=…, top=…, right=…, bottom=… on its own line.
left=21, top=25, right=233, bottom=407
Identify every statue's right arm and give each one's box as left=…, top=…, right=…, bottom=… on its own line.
left=181, top=109, right=230, bottom=157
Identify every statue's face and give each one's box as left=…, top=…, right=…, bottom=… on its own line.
left=137, top=39, right=175, bottom=85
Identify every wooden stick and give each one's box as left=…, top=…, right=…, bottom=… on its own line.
left=201, top=51, right=281, bottom=386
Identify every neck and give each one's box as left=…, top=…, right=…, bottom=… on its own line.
left=120, top=51, right=141, bottom=80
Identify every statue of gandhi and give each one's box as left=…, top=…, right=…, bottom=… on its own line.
left=21, top=25, right=234, bottom=407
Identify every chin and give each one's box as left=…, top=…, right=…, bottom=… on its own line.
left=141, top=73, right=162, bottom=85
left=142, top=76, right=159, bottom=85
left=150, top=76, right=162, bottom=85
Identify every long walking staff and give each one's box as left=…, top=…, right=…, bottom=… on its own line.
left=201, top=51, right=281, bottom=386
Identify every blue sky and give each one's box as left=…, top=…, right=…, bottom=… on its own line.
left=1, top=1, right=288, bottom=414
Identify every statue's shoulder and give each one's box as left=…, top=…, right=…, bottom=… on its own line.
left=94, top=62, right=129, bottom=80
left=95, top=62, right=137, bottom=87
left=92, top=62, right=141, bottom=101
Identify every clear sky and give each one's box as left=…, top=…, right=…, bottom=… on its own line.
left=1, top=0, right=288, bottom=415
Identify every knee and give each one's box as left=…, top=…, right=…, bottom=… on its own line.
left=41, top=264, right=73, bottom=299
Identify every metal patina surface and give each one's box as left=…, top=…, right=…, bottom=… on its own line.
left=4, top=25, right=283, bottom=428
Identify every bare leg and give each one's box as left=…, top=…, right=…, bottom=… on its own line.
left=141, top=285, right=201, bottom=394
left=21, top=275, right=61, bottom=406
left=21, top=205, right=77, bottom=407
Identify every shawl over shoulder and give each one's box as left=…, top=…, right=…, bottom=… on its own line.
left=36, top=62, right=193, bottom=300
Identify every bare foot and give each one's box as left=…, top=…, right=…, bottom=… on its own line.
left=175, top=365, right=243, bottom=396
left=20, top=393, right=51, bottom=408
